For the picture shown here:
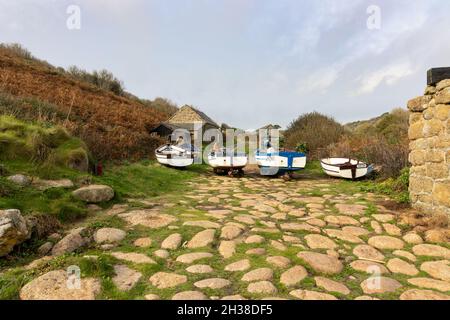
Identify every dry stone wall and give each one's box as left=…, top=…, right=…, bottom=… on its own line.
left=407, top=79, right=450, bottom=217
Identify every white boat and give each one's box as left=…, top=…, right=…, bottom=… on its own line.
left=255, top=150, right=307, bottom=178
left=321, top=158, right=373, bottom=179
left=155, top=144, right=195, bottom=168
left=208, top=149, right=248, bottom=176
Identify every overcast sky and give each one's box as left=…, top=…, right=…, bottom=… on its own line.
left=1, top=0, right=450, bottom=129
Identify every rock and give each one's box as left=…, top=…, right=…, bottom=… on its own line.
left=266, top=256, right=291, bottom=268
left=353, top=245, right=385, bottom=261
left=342, top=226, right=369, bottom=237
left=368, top=236, right=404, bottom=250
left=186, top=264, right=214, bottom=274
left=245, top=235, right=265, bottom=244
left=383, top=223, right=402, bottom=236
left=280, top=266, right=308, bottom=286
left=221, top=295, right=246, bottom=300
left=314, top=277, right=350, bottom=295
left=32, top=178, right=74, bottom=191
left=420, top=260, right=450, bottom=281
left=48, top=233, right=62, bottom=241
left=172, top=291, right=208, bottom=300
left=111, top=252, right=155, bottom=264
left=407, top=95, right=432, bottom=112
left=412, top=244, right=450, bottom=259
left=425, top=229, right=449, bottom=243
left=220, top=225, right=243, bottom=240
left=176, top=252, right=213, bottom=264
left=305, top=234, right=337, bottom=250
left=149, top=272, right=187, bottom=289
left=246, top=248, right=266, bottom=255
left=112, top=265, right=142, bottom=291
left=51, top=227, right=89, bottom=256
left=119, top=210, right=176, bottom=229
left=403, top=233, right=423, bottom=244
left=290, top=290, right=338, bottom=300
left=144, top=294, right=160, bottom=300
left=0, top=209, right=31, bottom=257
left=161, top=233, right=182, bottom=250
left=37, top=242, right=53, bottom=256
left=306, top=218, right=326, bottom=227
left=247, top=281, right=277, bottom=294
left=270, top=240, right=287, bottom=251
left=7, top=174, right=30, bottom=186
left=72, top=185, right=114, bottom=203
left=218, top=240, right=236, bottom=258
left=393, top=250, right=417, bottom=262
left=386, top=258, right=418, bottom=276
left=94, top=228, right=126, bottom=244
left=194, top=278, right=231, bottom=289
left=187, top=229, right=215, bottom=248
left=354, top=296, right=379, bottom=300
left=183, top=220, right=221, bottom=229
left=408, top=278, right=450, bottom=292
left=225, top=259, right=251, bottom=272
left=154, top=249, right=169, bottom=259
left=400, top=289, right=450, bottom=300
left=280, top=222, right=320, bottom=233
left=24, top=256, right=53, bottom=270
left=372, top=214, right=395, bottom=222
left=324, top=229, right=363, bottom=244
left=335, top=204, right=366, bottom=216
left=134, top=237, right=152, bottom=248
left=297, top=251, right=343, bottom=275
left=242, top=268, right=273, bottom=282
left=360, top=276, right=402, bottom=294
left=20, top=270, right=100, bottom=300
left=350, top=260, right=389, bottom=274
left=101, top=244, right=115, bottom=250
left=324, top=215, right=359, bottom=226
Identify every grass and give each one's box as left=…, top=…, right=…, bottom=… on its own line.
left=94, top=161, right=209, bottom=199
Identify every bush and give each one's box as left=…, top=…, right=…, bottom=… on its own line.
left=0, top=43, right=33, bottom=60
left=56, top=203, right=87, bottom=222
left=66, top=66, right=125, bottom=96
left=284, top=112, right=345, bottom=159
left=359, top=167, right=410, bottom=203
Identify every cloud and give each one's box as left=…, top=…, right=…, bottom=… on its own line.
left=297, top=66, right=340, bottom=94
left=356, top=61, right=415, bottom=95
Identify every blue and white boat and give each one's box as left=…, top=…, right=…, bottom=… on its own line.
left=255, top=150, right=307, bottom=178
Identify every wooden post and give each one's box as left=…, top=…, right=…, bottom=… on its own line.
left=427, top=67, right=450, bottom=86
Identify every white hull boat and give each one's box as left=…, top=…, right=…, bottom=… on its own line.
left=321, top=158, right=373, bottom=179
left=155, top=144, right=194, bottom=168
left=255, top=151, right=306, bottom=178
left=208, top=150, right=248, bottom=176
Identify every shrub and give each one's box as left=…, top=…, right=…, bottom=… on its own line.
left=0, top=43, right=33, bottom=60
left=56, top=203, right=87, bottom=222
left=284, top=112, right=345, bottom=159
left=66, top=66, right=125, bottom=96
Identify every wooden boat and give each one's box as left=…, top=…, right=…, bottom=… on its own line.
left=208, top=149, right=248, bottom=176
left=155, top=144, right=195, bottom=168
left=320, top=158, right=373, bottom=179
left=255, top=150, right=306, bottom=179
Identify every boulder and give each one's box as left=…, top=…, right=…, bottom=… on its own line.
left=94, top=228, right=126, bottom=244
left=7, top=174, right=31, bottom=186
left=72, top=185, right=114, bottom=203
left=0, top=209, right=31, bottom=257
left=51, top=227, right=90, bottom=256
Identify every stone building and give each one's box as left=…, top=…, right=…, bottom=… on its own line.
left=407, top=69, right=450, bottom=217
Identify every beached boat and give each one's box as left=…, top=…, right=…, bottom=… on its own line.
left=208, top=149, right=248, bottom=176
left=320, top=158, right=373, bottom=179
left=255, top=150, right=306, bottom=179
left=155, top=144, right=195, bottom=168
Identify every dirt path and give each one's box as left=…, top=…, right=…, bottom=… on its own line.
left=15, top=173, right=450, bottom=300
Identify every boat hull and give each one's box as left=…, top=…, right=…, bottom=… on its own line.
left=207, top=155, right=248, bottom=169
left=256, top=151, right=306, bottom=176
left=321, top=158, right=373, bottom=179
left=155, top=144, right=194, bottom=168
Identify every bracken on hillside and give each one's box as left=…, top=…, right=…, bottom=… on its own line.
left=0, top=46, right=167, bottom=161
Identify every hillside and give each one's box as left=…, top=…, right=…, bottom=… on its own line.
left=0, top=45, right=171, bottom=160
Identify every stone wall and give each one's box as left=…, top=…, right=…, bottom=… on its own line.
left=407, top=79, right=450, bottom=217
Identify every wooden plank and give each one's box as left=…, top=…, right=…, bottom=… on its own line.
left=427, top=67, right=450, bottom=86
